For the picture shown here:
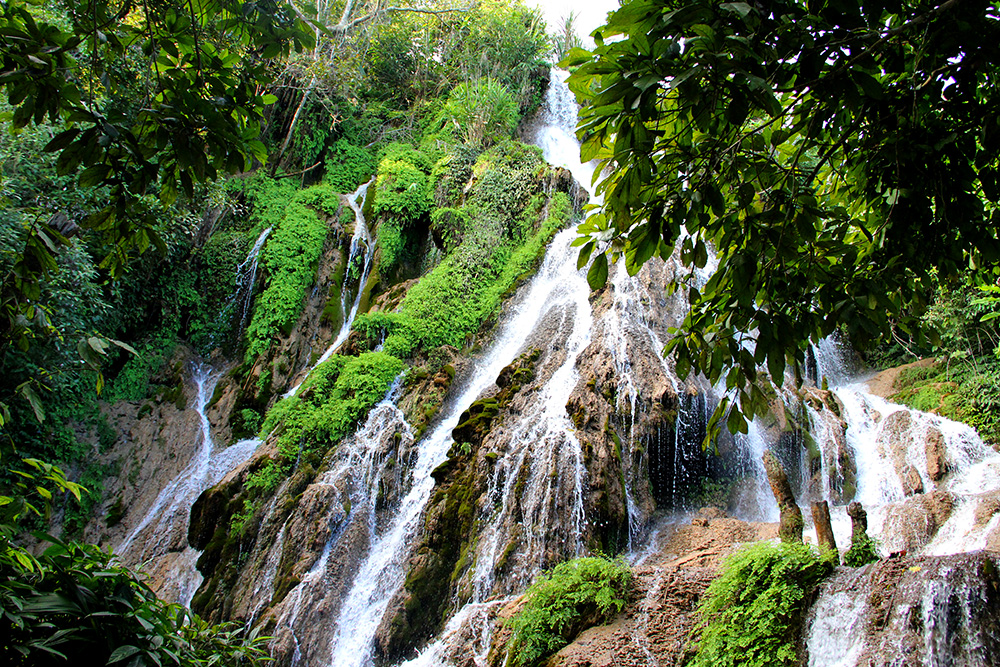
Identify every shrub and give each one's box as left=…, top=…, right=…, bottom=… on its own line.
left=443, top=77, right=520, bottom=147
left=844, top=533, right=881, bottom=567
left=261, top=352, right=404, bottom=455
left=325, top=139, right=377, bottom=194
left=505, top=556, right=632, bottom=667
left=0, top=463, right=269, bottom=666
left=373, top=150, right=432, bottom=222
left=689, top=542, right=835, bottom=667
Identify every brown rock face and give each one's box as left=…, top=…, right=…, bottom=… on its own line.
left=925, top=426, right=948, bottom=481
left=880, top=490, right=955, bottom=553
left=805, top=552, right=1000, bottom=667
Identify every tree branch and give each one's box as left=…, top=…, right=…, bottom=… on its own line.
left=333, top=5, right=473, bottom=35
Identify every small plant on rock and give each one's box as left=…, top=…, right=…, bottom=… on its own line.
left=844, top=533, right=881, bottom=567
left=689, top=542, right=835, bottom=667
left=505, top=556, right=632, bottom=667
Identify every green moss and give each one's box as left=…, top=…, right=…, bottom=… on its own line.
left=261, top=352, right=404, bottom=459
left=244, top=179, right=331, bottom=362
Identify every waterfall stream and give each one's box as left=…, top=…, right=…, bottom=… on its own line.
left=285, top=177, right=375, bottom=399
left=328, top=227, right=593, bottom=667
left=118, top=65, right=1000, bottom=666
left=237, top=226, right=273, bottom=331
left=117, top=365, right=263, bottom=604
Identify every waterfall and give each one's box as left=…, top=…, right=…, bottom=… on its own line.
left=285, top=177, right=375, bottom=399
left=805, top=553, right=1000, bottom=666
left=269, top=377, right=414, bottom=666
left=236, top=226, right=273, bottom=331
left=328, top=228, right=592, bottom=667
left=116, top=364, right=263, bottom=605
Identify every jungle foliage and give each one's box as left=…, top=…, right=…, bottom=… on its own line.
left=0, top=0, right=563, bottom=660
left=565, top=0, right=1000, bottom=442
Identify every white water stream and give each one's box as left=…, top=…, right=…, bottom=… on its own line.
left=117, top=365, right=263, bottom=604
left=285, top=177, right=375, bottom=398
left=329, top=226, right=592, bottom=667
left=236, top=226, right=273, bottom=331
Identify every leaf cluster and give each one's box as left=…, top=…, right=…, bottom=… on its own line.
left=565, top=0, right=1000, bottom=444
left=843, top=533, right=881, bottom=568
left=505, top=556, right=633, bottom=667
left=0, top=460, right=268, bottom=666
left=690, top=542, right=834, bottom=667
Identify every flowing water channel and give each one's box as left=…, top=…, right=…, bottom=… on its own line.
left=285, top=177, right=375, bottom=399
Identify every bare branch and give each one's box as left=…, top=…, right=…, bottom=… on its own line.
left=332, top=4, right=473, bottom=35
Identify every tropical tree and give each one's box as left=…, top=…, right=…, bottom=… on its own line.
left=0, top=0, right=313, bottom=424
left=565, top=0, right=1000, bottom=438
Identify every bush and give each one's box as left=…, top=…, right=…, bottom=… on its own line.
left=325, top=139, right=377, bottom=194
left=443, top=77, right=520, bottom=147
left=505, top=556, right=632, bottom=667
left=261, top=352, right=404, bottom=455
left=0, top=463, right=269, bottom=666
left=844, top=533, right=881, bottom=567
left=689, top=542, right=835, bottom=667
left=373, top=146, right=432, bottom=223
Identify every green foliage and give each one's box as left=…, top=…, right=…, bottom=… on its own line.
left=0, top=460, right=268, bottom=665
left=566, top=0, right=1000, bottom=445
left=690, top=542, right=835, bottom=667
left=244, top=198, right=328, bottom=362
left=443, top=78, right=520, bottom=147
left=357, top=187, right=569, bottom=356
left=325, top=140, right=377, bottom=195
left=0, top=0, right=314, bottom=369
left=373, top=144, right=433, bottom=223
left=844, top=533, right=881, bottom=567
left=291, top=97, right=334, bottom=168
left=438, top=0, right=550, bottom=113
left=506, top=556, right=632, bottom=667
left=890, top=358, right=1000, bottom=446
left=261, top=352, right=404, bottom=457
left=377, top=217, right=407, bottom=276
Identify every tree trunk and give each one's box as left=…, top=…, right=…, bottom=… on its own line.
left=273, top=82, right=315, bottom=172
left=847, top=500, right=868, bottom=544
left=811, top=500, right=838, bottom=561
left=762, top=450, right=803, bottom=543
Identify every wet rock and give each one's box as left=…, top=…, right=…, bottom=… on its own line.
left=880, top=490, right=955, bottom=553
left=375, top=350, right=541, bottom=664
left=901, top=464, right=924, bottom=496
left=925, top=426, right=948, bottom=481
left=763, top=450, right=804, bottom=543
left=804, top=552, right=1000, bottom=667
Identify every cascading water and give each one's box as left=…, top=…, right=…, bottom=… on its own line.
left=328, top=227, right=593, bottom=667
left=117, top=364, right=263, bottom=605
left=285, top=177, right=375, bottom=398
left=269, top=377, right=414, bottom=667
left=236, top=226, right=273, bottom=331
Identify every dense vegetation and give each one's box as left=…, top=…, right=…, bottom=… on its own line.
left=0, top=0, right=559, bottom=660
left=2, top=0, right=999, bottom=662
left=689, top=543, right=834, bottom=667
left=504, top=556, right=632, bottom=667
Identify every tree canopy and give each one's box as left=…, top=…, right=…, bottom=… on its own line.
left=565, top=0, right=1000, bottom=437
